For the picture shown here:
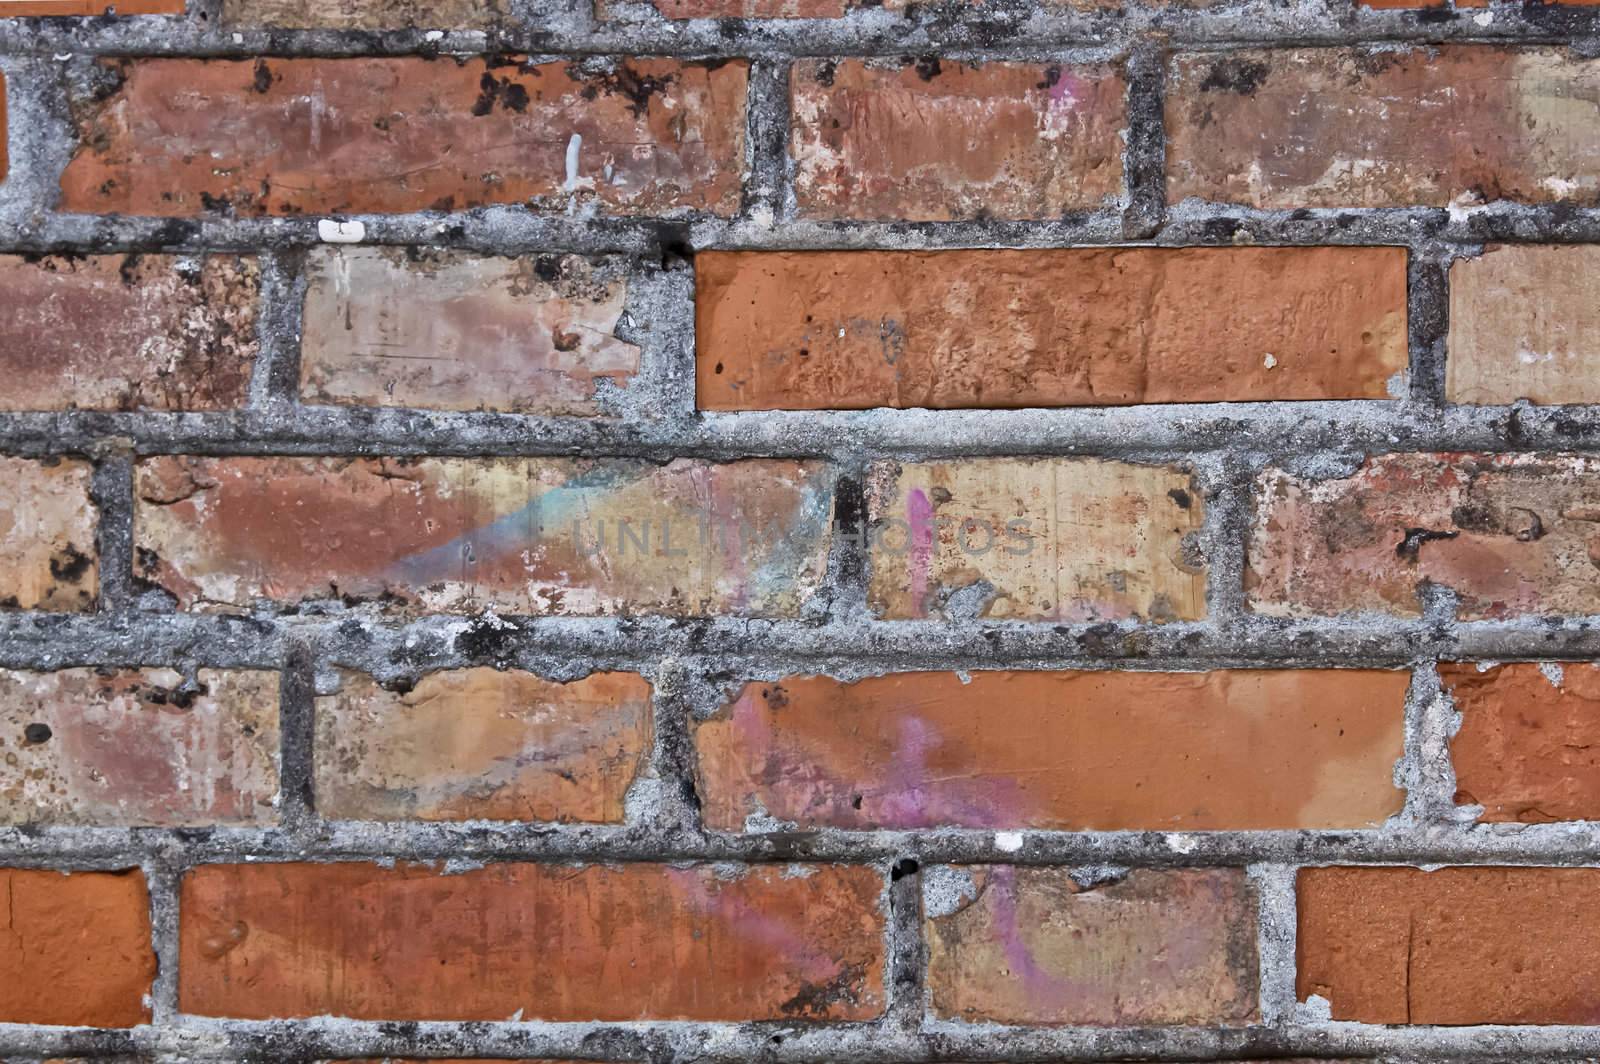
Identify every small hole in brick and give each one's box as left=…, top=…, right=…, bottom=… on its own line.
left=24, top=723, right=52, bottom=744
left=798, top=348, right=809, bottom=358
left=891, top=858, right=919, bottom=881
left=714, top=362, right=724, bottom=374
left=851, top=793, right=863, bottom=809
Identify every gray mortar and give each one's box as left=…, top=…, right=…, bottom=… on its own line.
left=2, top=0, right=1600, bottom=1059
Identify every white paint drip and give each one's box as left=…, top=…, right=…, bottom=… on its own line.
left=565, top=134, right=583, bottom=192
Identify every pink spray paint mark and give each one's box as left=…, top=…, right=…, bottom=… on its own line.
left=906, top=488, right=935, bottom=616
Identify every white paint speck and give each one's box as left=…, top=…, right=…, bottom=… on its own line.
left=1263, top=352, right=1278, bottom=370
left=1164, top=832, right=1198, bottom=854
left=564, top=133, right=583, bottom=192
left=994, top=831, right=1025, bottom=853
left=425, top=29, right=445, bottom=40
left=317, top=218, right=365, bottom=243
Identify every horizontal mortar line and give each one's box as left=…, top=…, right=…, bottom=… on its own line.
left=10, top=1018, right=1600, bottom=1061
left=4, top=614, right=1600, bottom=668
left=8, top=204, right=1600, bottom=252
left=5, top=822, right=1600, bottom=866
left=0, top=14, right=1599, bottom=57
left=0, top=403, right=1599, bottom=458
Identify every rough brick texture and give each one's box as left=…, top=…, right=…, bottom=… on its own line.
left=867, top=458, right=1205, bottom=621
left=61, top=58, right=749, bottom=216
left=10, top=0, right=1600, bottom=1056
left=697, top=248, right=1407, bottom=408
left=1447, top=244, right=1600, bottom=404
left=927, top=867, right=1259, bottom=1025
left=299, top=249, right=640, bottom=414
left=0, top=457, right=97, bottom=611
left=179, top=862, right=885, bottom=1019
left=1442, top=661, right=1600, bottom=823
left=791, top=59, right=1127, bottom=220
left=0, top=869, right=155, bottom=1027
left=0, top=667, right=279, bottom=826
left=1298, top=866, right=1600, bottom=1024
left=1249, top=452, right=1600, bottom=618
left=1168, top=48, right=1600, bottom=208
left=0, top=254, right=259, bottom=411
left=135, top=456, right=835, bottom=615
left=315, top=668, right=651, bottom=821
left=697, top=669, right=1407, bottom=830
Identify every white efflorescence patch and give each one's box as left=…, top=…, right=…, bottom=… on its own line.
left=318, top=218, right=366, bottom=244
left=994, top=831, right=1025, bottom=853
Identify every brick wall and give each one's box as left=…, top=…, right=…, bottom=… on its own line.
left=2, top=0, right=1600, bottom=1057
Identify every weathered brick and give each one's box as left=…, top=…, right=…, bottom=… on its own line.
left=696, top=669, right=1407, bottom=831
left=0, top=668, right=279, bottom=826
left=791, top=59, right=1126, bottom=220
left=135, top=456, right=835, bottom=615
left=0, top=0, right=182, bottom=13
left=1442, top=661, right=1600, bottom=823
left=315, top=668, right=651, bottom=822
left=927, top=867, right=1258, bottom=1024
left=1447, top=245, right=1600, bottom=404
left=697, top=248, right=1408, bottom=409
left=0, top=254, right=258, bottom=412
left=1299, top=866, right=1600, bottom=1023
left=1167, top=48, right=1600, bottom=208
left=600, top=0, right=848, bottom=15
left=867, top=458, right=1205, bottom=621
left=0, top=457, right=97, bottom=611
left=300, top=248, right=640, bottom=415
left=0, top=868, right=154, bottom=1026
left=180, top=862, right=885, bottom=1020
left=221, top=0, right=501, bottom=29
left=61, top=58, right=748, bottom=216
left=1249, top=452, right=1600, bottom=618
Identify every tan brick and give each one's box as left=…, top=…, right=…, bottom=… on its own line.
left=0, top=868, right=154, bottom=1027
left=1249, top=453, right=1600, bottom=619
left=927, top=867, right=1258, bottom=1024
left=1442, top=661, right=1600, bottom=822
left=180, top=862, right=885, bottom=1019
left=1168, top=48, right=1600, bottom=208
left=1299, top=866, right=1600, bottom=1023
left=315, top=668, right=651, bottom=822
left=697, top=248, right=1408, bottom=409
left=867, top=458, right=1205, bottom=621
left=1447, top=245, right=1600, bottom=404
left=791, top=59, right=1126, bottom=220
left=0, top=254, right=258, bottom=412
left=0, top=668, right=279, bottom=826
left=300, top=248, right=640, bottom=415
left=61, top=58, right=748, bottom=217
left=135, top=456, right=835, bottom=616
left=0, top=457, right=97, bottom=611
left=221, top=0, right=502, bottom=28
left=696, top=669, right=1407, bottom=831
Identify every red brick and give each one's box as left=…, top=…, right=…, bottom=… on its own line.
left=867, top=458, right=1205, bottom=621
left=1447, top=245, right=1600, bottom=404
left=697, top=669, right=1407, bottom=831
left=299, top=248, right=640, bottom=415
left=0, top=668, right=279, bottom=826
left=697, top=248, right=1408, bottom=409
left=927, top=867, right=1258, bottom=1024
left=791, top=59, right=1126, bottom=220
left=179, top=862, right=885, bottom=1020
left=1168, top=48, right=1600, bottom=208
left=0, top=868, right=154, bottom=1026
left=315, top=668, right=651, bottom=822
left=1442, top=661, right=1600, bottom=822
left=1299, top=866, right=1600, bottom=1023
left=135, top=456, right=835, bottom=615
left=61, top=58, right=748, bottom=217
left=1249, top=453, right=1600, bottom=619
left=0, top=254, right=258, bottom=411
left=221, top=0, right=501, bottom=28
left=0, top=456, right=97, bottom=612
